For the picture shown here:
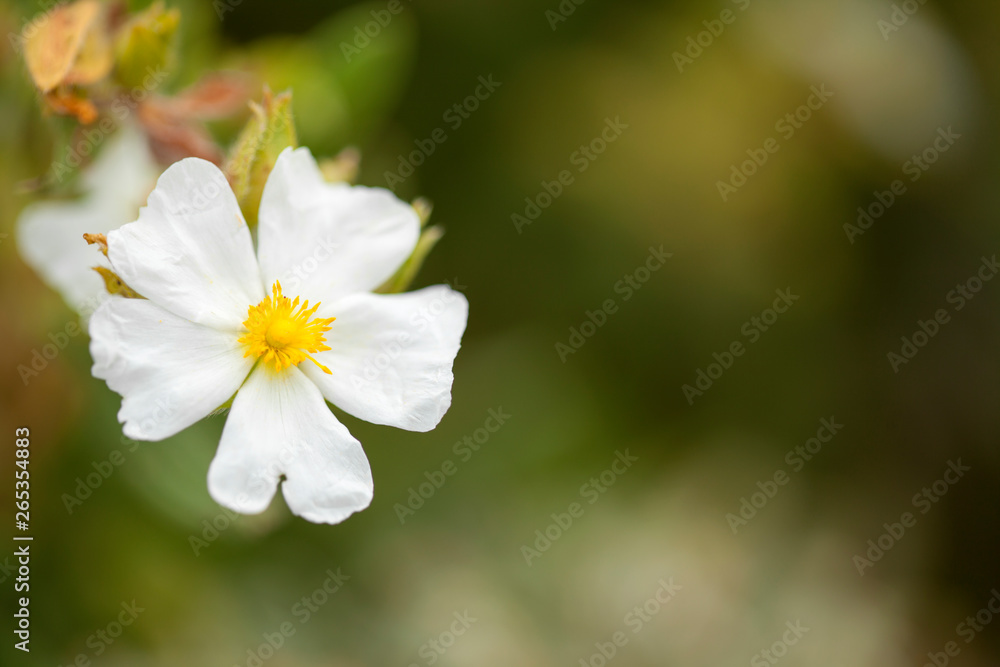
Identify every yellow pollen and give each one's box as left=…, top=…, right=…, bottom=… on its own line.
left=265, top=319, right=298, bottom=348
left=238, top=281, right=335, bottom=374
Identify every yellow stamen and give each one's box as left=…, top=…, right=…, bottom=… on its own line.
left=238, top=281, right=335, bottom=374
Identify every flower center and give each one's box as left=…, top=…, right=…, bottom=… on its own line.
left=238, top=281, right=334, bottom=374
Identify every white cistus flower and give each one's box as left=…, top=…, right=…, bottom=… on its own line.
left=88, top=147, right=468, bottom=524
left=17, top=124, right=159, bottom=319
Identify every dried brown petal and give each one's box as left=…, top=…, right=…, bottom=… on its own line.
left=24, top=0, right=107, bottom=93
left=44, top=89, right=98, bottom=124
left=139, top=101, right=223, bottom=165
left=161, top=71, right=256, bottom=121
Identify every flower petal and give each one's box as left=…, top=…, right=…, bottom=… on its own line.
left=106, top=158, right=263, bottom=331
left=16, top=124, right=157, bottom=319
left=256, top=147, right=420, bottom=302
left=208, top=365, right=373, bottom=524
left=84, top=123, right=159, bottom=209
left=302, top=285, right=469, bottom=432
left=89, top=298, right=255, bottom=441
left=18, top=198, right=116, bottom=318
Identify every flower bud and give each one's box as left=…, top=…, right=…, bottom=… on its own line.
left=113, top=1, right=180, bottom=89
left=224, top=87, right=297, bottom=226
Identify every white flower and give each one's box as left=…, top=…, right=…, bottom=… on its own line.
left=17, top=124, right=160, bottom=319
left=88, top=147, right=468, bottom=524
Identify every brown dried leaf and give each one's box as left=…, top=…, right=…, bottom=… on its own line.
left=44, top=89, right=98, bottom=124
left=24, top=0, right=102, bottom=93
left=162, top=71, right=256, bottom=120
left=139, top=101, right=223, bottom=165
left=319, top=147, right=360, bottom=184
left=62, top=11, right=112, bottom=87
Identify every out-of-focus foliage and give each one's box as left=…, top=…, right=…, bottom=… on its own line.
left=2, top=0, right=1000, bottom=666
left=113, top=1, right=179, bottom=89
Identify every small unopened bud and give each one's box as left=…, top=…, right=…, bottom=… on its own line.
left=319, top=147, right=360, bottom=184
left=113, top=1, right=180, bottom=89
left=376, top=225, right=445, bottom=294
left=224, top=87, right=297, bottom=226
left=412, top=197, right=433, bottom=228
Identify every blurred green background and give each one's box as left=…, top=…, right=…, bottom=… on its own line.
left=2, top=0, right=1000, bottom=665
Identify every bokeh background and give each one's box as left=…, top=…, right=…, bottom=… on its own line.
left=2, top=0, right=1000, bottom=665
